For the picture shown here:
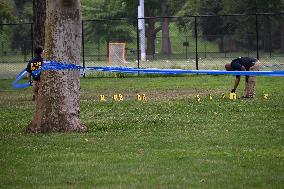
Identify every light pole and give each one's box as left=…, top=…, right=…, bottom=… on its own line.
left=138, top=0, right=146, bottom=61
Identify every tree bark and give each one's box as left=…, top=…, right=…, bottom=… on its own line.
left=26, top=0, right=46, bottom=132
left=33, top=0, right=46, bottom=47
left=160, top=0, right=171, bottom=55
left=29, top=0, right=86, bottom=133
left=281, top=23, right=284, bottom=53
left=146, top=19, right=157, bottom=55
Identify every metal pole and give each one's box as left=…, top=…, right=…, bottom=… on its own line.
left=81, top=20, right=86, bottom=77
left=255, top=14, right=259, bottom=60
left=136, top=18, right=140, bottom=69
left=185, top=36, right=188, bottom=59
left=194, top=17, right=199, bottom=70
left=138, top=0, right=146, bottom=61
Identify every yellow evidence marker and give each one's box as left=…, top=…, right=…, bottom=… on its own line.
left=112, top=94, right=119, bottom=101
left=263, top=93, right=268, bottom=99
left=137, top=94, right=142, bottom=101
left=118, top=94, right=124, bottom=101
left=195, top=95, right=201, bottom=102
left=221, top=93, right=226, bottom=99
left=208, top=94, right=213, bottom=100
left=112, top=94, right=124, bottom=101
left=99, top=95, right=106, bottom=101
left=229, top=92, right=237, bottom=100
left=137, top=94, right=147, bottom=102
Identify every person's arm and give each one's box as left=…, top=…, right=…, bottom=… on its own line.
left=231, top=66, right=245, bottom=92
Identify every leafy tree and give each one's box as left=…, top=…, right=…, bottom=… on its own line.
left=123, top=0, right=186, bottom=56
left=0, top=1, right=16, bottom=55
left=9, top=1, right=33, bottom=55
left=0, top=0, right=16, bottom=23
left=177, top=0, right=284, bottom=53
left=82, top=0, right=134, bottom=52
left=223, top=0, right=284, bottom=52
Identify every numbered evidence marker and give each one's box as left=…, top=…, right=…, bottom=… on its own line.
left=99, top=95, right=107, bottom=101
left=263, top=93, right=268, bottom=99
left=208, top=94, right=213, bottom=100
left=229, top=92, right=237, bottom=100
left=113, top=94, right=124, bottom=101
left=136, top=94, right=147, bottom=102
left=195, top=95, right=201, bottom=102
left=221, top=93, right=226, bottom=99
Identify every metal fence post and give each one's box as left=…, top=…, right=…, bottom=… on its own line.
left=255, top=14, right=259, bottom=60
left=81, top=20, right=85, bottom=77
left=136, top=17, right=140, bottom=69
left=194, top=16, right=199, bottom=70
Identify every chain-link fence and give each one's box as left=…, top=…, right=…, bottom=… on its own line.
left=0, top=13, right=283, bottom=78
left=0, top=23, right=33, bottom=78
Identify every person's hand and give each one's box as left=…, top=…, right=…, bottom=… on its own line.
left=231, top=89, right=236, bottom=93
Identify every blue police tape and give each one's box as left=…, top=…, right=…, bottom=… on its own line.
left=12, top=61, right=284, bottom=89
left=12, top=61, right=85, bottom=89
left=12, top=69, right=31, bottom=89
left=90, top=66, right=284, bottom=76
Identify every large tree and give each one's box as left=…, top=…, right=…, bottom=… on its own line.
left=28, top=0, right=86, bottom=132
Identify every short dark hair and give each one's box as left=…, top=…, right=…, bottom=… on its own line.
left=34, top=47, right=43, bottom=55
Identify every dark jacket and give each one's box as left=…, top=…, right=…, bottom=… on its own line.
left=26, top=56, right=43, bottom=81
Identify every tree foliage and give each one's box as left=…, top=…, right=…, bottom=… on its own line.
left=82, top=0, right=134, bottom=46
left=177, top=0, right=284, bottom=52
left=0, top=0, right=16, bottom=23
left=0, top=0, right=283, bottom=54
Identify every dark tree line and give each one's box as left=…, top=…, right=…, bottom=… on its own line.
left=1, top=0, right=283, bottom=55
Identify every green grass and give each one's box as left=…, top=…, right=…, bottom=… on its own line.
left=0, top=75, right=284, bottom=188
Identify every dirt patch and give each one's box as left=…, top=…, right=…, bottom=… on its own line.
left=81, top=88, right=225, bottom=102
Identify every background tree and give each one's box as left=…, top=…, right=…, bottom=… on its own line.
left=177, top=0, right=284, bottom=53
left=26, top=0, right=46, bottom=131
left=30, top=0, right=86, bottom=132
left=33, top=0, right=46, bottom=48
left=0, top=0, right=16, bottom=23
left=160, top=0, right=171, bottom=55
left=123, top=0, right=186, bottom=56
left=82, top=0, right=134, bottom=57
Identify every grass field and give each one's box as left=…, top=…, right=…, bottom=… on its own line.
left=0, top=75, right=284, bottom=188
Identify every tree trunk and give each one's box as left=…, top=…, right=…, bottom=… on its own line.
left=263, top=16, right=272, bottom=52
left=160, top=0, right=171, bottom=55
left=146, top=19, right=156, bottom=55
left=33, top=0, right=46, bottom=47
left=281, top=23, right=284, bottom=53
left=30, top=0, right=86, bottom=133
left=27, top=0, right=46, bottom=132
